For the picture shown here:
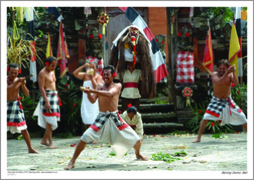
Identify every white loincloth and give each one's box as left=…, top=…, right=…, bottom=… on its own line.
left=33, top=101, right=60, bottom=131
left=81, top=80, right=99, bottom=125
left=81, top=111, right=140, bottom=159
left=7, top=126, right=27, bottom=134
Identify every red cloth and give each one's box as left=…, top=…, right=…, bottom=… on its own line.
left=124, top=82, right=138, bottom=88
left=57, top=20, right=69, bottom=78
left=30, top=41, right=36, bottom=62
left=176, top=51, right=194, bottom=85
left=129, top=124, right=137, bottom=128
left=203, top=27, right=214, bottom=74
left=17, top=97, right=23, bottom=110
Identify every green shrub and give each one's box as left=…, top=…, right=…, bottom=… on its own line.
left=187, top=99, right=233, bottom=134
left=20, top=92, right=38, bottom=121
left=57, top=78, right=82, bottom=136
left=231, top=83, right=247, bottom=116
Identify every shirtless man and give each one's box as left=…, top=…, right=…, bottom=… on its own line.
left=36, top=56, right=60, bottom=149
left=192, top=59, right=247, bottom=143
left=73, top=60, right=103, bottom=130
left=64, top=65, right=148, bottom=170
left=7, top=63, right=39, bottom=153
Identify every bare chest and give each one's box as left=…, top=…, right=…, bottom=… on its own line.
left=45, top=74, right=56, bottom=83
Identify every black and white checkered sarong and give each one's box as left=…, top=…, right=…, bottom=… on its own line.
left=7, top=98, right=26, bottom=126
left=206, top=96, right=240, bottom=118
left=91, top=111, right=129, bottom=132
left=40, top=90, right=60, bottom=115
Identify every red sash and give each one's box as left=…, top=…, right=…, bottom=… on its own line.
left=228, top=98, right=235, bottom=116
left=17, top=97, right=23, bottom=109
left=124, top=82, right=138, bottom=88
left=129, top=124, right=137, bottom=128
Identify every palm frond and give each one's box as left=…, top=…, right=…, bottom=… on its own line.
left=7, top=26, right=45, bottom=67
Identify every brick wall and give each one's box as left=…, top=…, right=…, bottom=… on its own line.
left=147, top=7, right=168, bottom=63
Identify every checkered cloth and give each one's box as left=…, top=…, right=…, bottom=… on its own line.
left=176, top=51, right=194, bottom=86
left=90, top=111, right=129, bottom=132
left=87, top=56, right=104, bottom=75
left=40, top=90, right=60, bottom=116
left=205, top=96, right=241, bottom=118
left=7, top=97, right=26, bottom=126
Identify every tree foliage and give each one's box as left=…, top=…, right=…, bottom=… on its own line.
left=210, top=7, right=234, bottom=26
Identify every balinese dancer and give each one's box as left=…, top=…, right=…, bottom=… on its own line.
left=64, top=65, right=148, bottom=170
left=192, top=59, right=247, bottom=143
left=7, top=63, right=39, bottom=153
left=109, top=25, right=156, bottom=112
left=120, top=104, right=144, bottom=141
left=34, top=56, right=60, bottom=149
left=73, top=60, right=102, bottom=132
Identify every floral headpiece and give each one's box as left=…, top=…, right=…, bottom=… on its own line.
left=7, top=67, right=21, bottom=73
left=112, top=71, right=117, bottom=78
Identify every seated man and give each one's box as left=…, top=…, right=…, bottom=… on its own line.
left=120, top=104, right=144, bottom=141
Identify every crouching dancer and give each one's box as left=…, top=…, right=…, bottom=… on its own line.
left=7, top=63, right=39, bottom=153
left=192, top=59, right=247, bottom=143
left=64, top=65, right=148, bottom=170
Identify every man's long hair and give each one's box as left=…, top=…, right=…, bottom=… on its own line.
left=109, top=31, right=156, bottom=98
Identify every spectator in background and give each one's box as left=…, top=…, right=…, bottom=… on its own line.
left=120, top=104, right=144, bottom=141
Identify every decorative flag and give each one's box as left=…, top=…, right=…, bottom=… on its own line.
left=119, top=7, right=168, bottom=83
left=45, top=7, right=63, bottom=22
left=228, top=16, right=241, bottom=77
left=235, top=7, right=242, bottom=78
left=241, top=9, right=247, bottom=21
left=203, top=26, right=214, bottom=75
left=46, top=32, right=53, bottom=58
left=57, top=20, right=69, bottom=78
left=25, top=7, right=37, bottom=82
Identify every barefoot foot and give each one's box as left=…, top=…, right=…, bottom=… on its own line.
left=40, top=141, right=49, bottom=146
left=28, top=148, right=40, bottom=154
left=64, top=162, right=75, bottom=170
left=92, top=141, right=98, bottom=144
left=46, top=144, right=57, bottom=149
left=136, top=154, right=148, bottom=161
left=192, top=138, right=201, bottom=143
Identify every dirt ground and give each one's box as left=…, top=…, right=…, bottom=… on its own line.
left=5, top=132, right=250, bottom=179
